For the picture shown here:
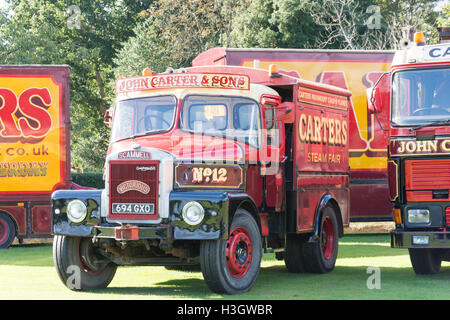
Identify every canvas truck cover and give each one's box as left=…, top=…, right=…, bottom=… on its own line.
left=0, top=65, right=71, bottom=200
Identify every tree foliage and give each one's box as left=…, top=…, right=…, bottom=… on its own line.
left=0, top=0, right=446, bottom=171
left=0, top=0, right=151, bottom=171
left=226, top=0, right=321, bottom=48
left=114, top=0, right=239, bottom=78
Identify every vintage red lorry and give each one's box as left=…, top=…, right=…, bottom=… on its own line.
left=0, top=65, right=71, bottom=248
left=193, top=48, right=395, bottom=221
left=377, top=29, right=450, bottom=274
left=51, top=64, right=351, bottom=294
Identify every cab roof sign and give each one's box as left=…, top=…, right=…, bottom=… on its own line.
left=423, top=44, right=450, bottom=61
left=116, top=73, right=250, bottom=94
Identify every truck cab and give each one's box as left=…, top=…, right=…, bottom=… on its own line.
left=51, top=65, right=351, bottom=294
left=374, top=30, right=450, bottom=274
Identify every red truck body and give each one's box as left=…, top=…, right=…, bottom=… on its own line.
left=193, top=48, right=394, bottom=221
left=51, top=64, right=350, bottom=294
left=0, top=65, right=71, bottom=248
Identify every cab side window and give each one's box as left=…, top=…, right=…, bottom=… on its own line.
left=265, top=105, right=279, bottom=146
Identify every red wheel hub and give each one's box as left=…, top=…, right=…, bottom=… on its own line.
left=225, top=226, right=253, bottom=279
left=0, top=220, right=8, bottom=243
left=321, top=216, right=335, bottom=260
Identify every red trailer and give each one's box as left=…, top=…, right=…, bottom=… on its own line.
left=0, top=65, right=71, bottom=248
left=193, top=48, right=394, bottom=221
left=51, top=64, right=350, bottom=294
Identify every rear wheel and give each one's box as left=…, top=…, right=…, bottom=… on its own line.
left=409, top=248, right=441, bottom=275
left=53, top=235, right=117, bottom=290
left=200, top=209, right=262, bottom=294
left=0, top=212, right=16, bottom=249
left=284, top=234, right=306, bottom=273
left=303, top=206, right=339, bottom=273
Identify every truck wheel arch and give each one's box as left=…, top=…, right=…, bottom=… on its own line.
left=308, top=194, right=344, bottom=243
left=228, top=195, right=261, bottom=236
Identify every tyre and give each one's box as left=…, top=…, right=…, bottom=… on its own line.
left=0, top=212, right=16, bottom=249
left=53, top=235, right=117, bottom=290
left=409, top=248, right=441, bottom=275
left=200, top=209, right=262, bottom=294
left=303, top=206, right=339, bottom=273
left=284, top=234, right=306, bottom=273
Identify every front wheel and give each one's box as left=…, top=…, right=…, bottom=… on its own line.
left=53, top=235, right=117, bottom=290
left=409, top=248, right=441, bottom=275
left=200, top=209, right=262, bottom=294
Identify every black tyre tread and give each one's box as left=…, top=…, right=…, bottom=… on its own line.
left=284, top=234, right=306, bottom=273
left=53, top=235, right=117, bottom=290
left=409, top=248, right=441, bottom=275
left=0, top=212, right=16, bottom=249
left=200, top=209, right=261, bottom=294
left=201, top=240, right=226, bottom=293
left=302, top=206, right=339, bottom=274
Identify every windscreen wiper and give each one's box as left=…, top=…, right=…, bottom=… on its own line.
left=409, top=120, right=450, bottom=131
left=129, top=129, right=166, bottom=139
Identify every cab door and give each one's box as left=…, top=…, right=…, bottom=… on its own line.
left=260, top=94, right=286, bottom=211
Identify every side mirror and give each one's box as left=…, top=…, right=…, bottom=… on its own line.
left=104, top=108, right=113, bottom=127
left=367, top=86, right=382, bottom=114
left=367, top=72, right=390, bottom=115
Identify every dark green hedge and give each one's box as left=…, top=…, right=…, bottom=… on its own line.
left=71, top=172, right=105, bottom=189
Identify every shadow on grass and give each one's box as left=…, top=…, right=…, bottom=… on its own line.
left=77, top=264, right=450, bottom=299
left=99, top=278, right=215, bottom=298
left=0, top=234, right=401, bottom=267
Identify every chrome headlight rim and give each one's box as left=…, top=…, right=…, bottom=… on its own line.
left=182, top=201, right=205, bottom=226
left=67, top=199, right=88, bottom=223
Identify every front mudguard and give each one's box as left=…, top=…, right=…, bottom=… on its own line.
left=52, top=189, right=102, bottom=237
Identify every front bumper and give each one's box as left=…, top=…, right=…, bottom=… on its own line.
left=391, top=229, right=450, bottom=248
left=51, top=189, right=229, bottom=241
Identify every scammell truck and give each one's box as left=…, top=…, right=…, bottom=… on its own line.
left=51, top=64, right=350, bottom=294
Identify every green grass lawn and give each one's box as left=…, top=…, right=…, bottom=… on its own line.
left=0, top=234, right=449, bottom=300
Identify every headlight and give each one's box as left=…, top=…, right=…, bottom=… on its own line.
left=182, top=201, right=205, bottom=225
left=407, top=209, right=430, bottom=224
left=67, top=200, right=88, bottom=223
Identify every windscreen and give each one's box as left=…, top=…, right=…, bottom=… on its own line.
left=179, top=95, right=261, bottom=148
left=110, top=95, right=177, bottom=142
left=391, top=68, right=450, bottom=126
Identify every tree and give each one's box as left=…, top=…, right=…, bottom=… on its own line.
left=0, top=0, right=151, bottom=171
left=309, top=0, right=441, bottom=50
left=114, top=0, right=245, bottom=78
left=226, top=0, right=320, bottom=48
